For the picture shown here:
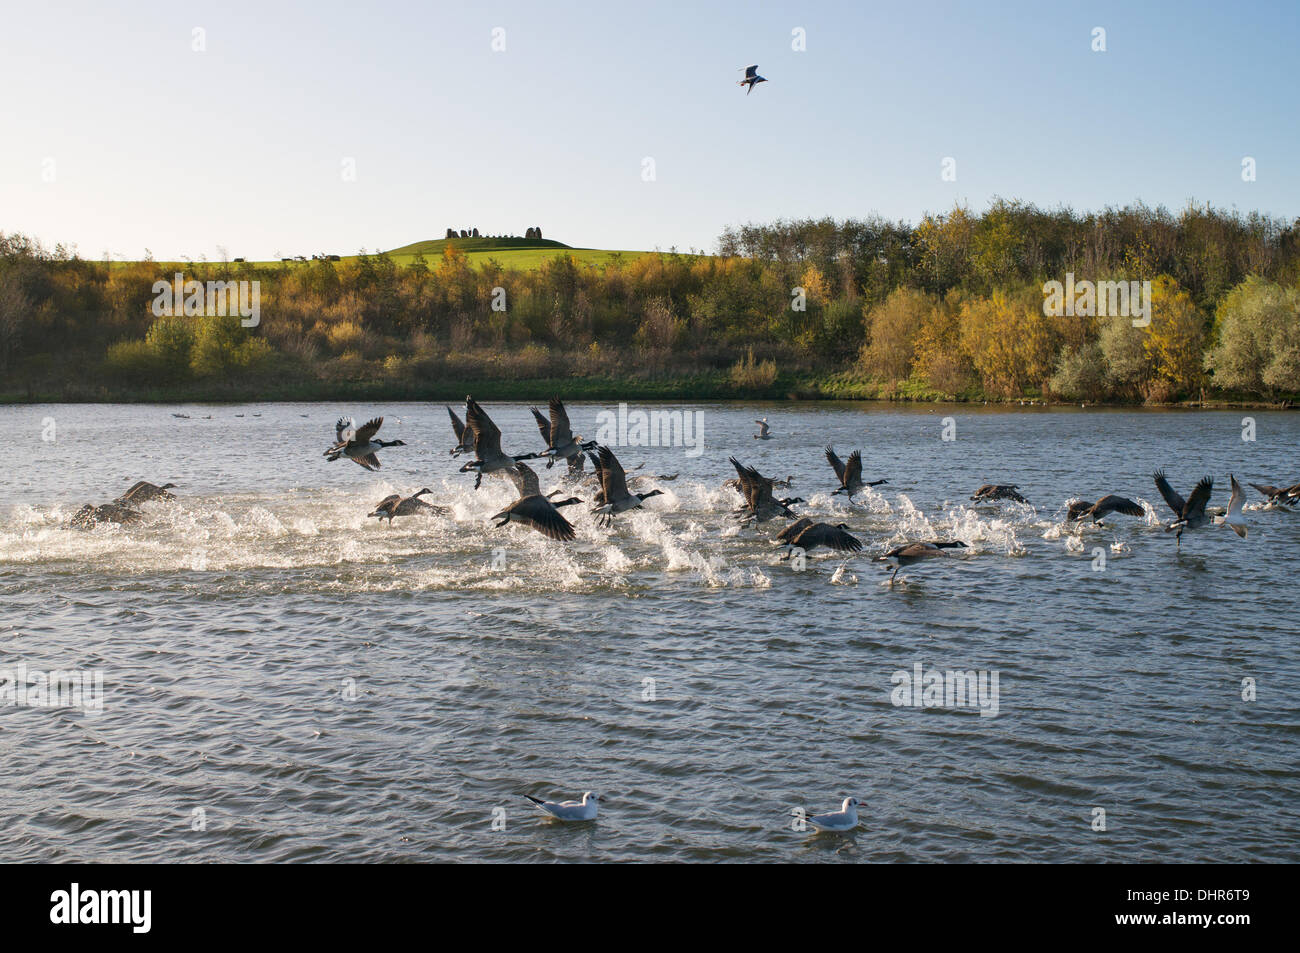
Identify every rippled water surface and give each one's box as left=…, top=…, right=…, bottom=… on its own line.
left=2, top=401, right=1298, bottom=862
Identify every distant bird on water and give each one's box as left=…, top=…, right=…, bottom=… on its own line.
left=1211, top=474, right=1249, bottom=538
left=368, top=489, right=448, bottom=524
left=826, top=446, right=887, bottom=501
left=738, top=64, right=767, bottom=95
left=1248, top=480, right=1300, bottom=506
left=775, top=518, right=863, bottom=558
left=115, top=481, right=177, bottom=506
left=754, top=418, right=771, bottom=439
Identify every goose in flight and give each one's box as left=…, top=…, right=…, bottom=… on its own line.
left=729, top=457, right=803, bottom=525
left=530, top=397, right=596, bottom=472
left=775, top=518, right=863, bottom=558
left=971, top=484, right=1029, bottom=504
left=875, top=540, right=968, bottom=586
left=524, top=792, right=601, bottom=821
left=588, top=446, right=663, bottom=527
left=368, top=489, right=448, bottom=524
left=446, top=405, right=475, bottom=457
left=738, top=64, right=767, bottom=95
left=826, top=447, right=887, bottom=501
left=805, top=797, right=863, bottom=833
left=458, top=396, right=533, bottom=489
left=325, top=417, right=405, bottom=471
left=754, top=418, right=771, bottom=439
left=1153, top=469, right=1213, bottom=549
left=115, top=481, right=177, bottom=506
left=1248, top=481, right=1300, bottom=506
left=491, top=462, right=581, bottom=540
left=1211, top=474, right=1249, bottom=538
left=1065, top=494, right=1144, bottom=526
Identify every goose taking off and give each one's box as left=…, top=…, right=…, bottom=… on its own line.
left=875, top=540, right=968, bottom=586
left=491, top=462, right=581, bottom=541
left=69, top=502, right=142, bottom=529
left=971, top=484, right=1029, bottom=504
left=115, top=481, right=177, bottom=506
left=729, top=457, right=803, bottom=525
left=530, top=397, right=595, bottom=472
left=1211, top=474, right=1249, bottom=538
left=1248, top=481, right=1300, bottom=506
left=754, top=418, right=771, bottom=439
left=368, top=489, right=448, bottom=524
left=325, top=417, right=405, bottom=471
left=738, top=64, right=767, bottom=95
left=588, top=446, right=663, bottom=527
left=1153, top=469, right=1213, bottom=549
left=446, top=405, right=475, bottom=457
left=826, top=447, right=886, bottom=501
left=524, top=792, right=600, bottom=822
left=775, top=518, right=863, bottom=558
left=1066, top=494, right=1144, bottom=526
left=805, top=797, right=863, bottom=833
left=459, top=396, right=533, bottom=490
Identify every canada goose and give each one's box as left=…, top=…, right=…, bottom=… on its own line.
left=775, top=518, right=863, bottom=558
left=69, top=502, right=142, bottom=529
left=1065, top=494, right=1144, bottom=526
left=738, top=64, right=767, bottom=95
left=754, top=418, right=771, bottom=439
left=324, top=417, right=405, bottom=470
left=1153, top=469, right=1214, bottom=548
left=446, top=405, right=475, bottom=457
left=459, top=396, right=533, bottom=490
left=875, top=540, right=968, bottom=586
left=1211, top=474, right=1249, bottom=538
left=588, top=446, right=663, bottom=527
left=368, top=489, right=448, bottom=523
left=491, top=464, right=581, bottom=541
left=971, top=484, right=1029, bottom=504
left=1248, top=481, right=1300, bottom=506
left=530, top=397, right=595, bottom=472
left=729, top=457, right=803, bottom=524
left=806, top=797, right=863, bottom=833
left=524, top=792, right=600, bottom=821
left=826, top=446, right=886, bottom=500
left=115, top=481, right=177, bottom=506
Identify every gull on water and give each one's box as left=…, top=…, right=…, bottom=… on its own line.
left=524, top=791, right=601, bottom=821
left=806, top=796, right=863, bottom=832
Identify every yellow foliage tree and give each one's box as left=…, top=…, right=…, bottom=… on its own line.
left=1143, top=276, right=1206, bottom=395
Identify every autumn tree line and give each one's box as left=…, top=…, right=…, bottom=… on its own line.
left=2, top=199, right=1299, bottom=402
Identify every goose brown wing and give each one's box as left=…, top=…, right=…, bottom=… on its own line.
left=1152, top=470, right=1186, bottom=516
left=825, top=447, right=846, bottom=482
left=511, top=461, right=542, bottom=497
left=845, top=451, right=863, bottom=487
left=513, top=496, right=576, bottom=541
left=529, top=407, right=552, bottom=444
left=353, top=417, right=383, bottom=444
left=1094, top=495, right=1144, bottom=518
left=794, top=522, right=863, bottom=553
left=447, top=406, right=466, bottom=441
left=549, top=397, right=574, bottom=446
left=1183, top=476, right=1213, bottom=519
left=354, top=452, right=381, bottom=471
left=597, top=446, right=630, bottom=500
left=466, top=398, right=503, bottom=455
left=775, top=518, right=814, bottom=544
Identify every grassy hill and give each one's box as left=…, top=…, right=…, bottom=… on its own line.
left=381, top=236, right=648, bottom=270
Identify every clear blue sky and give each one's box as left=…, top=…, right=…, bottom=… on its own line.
left=2, top=0, right=1296, bottom=260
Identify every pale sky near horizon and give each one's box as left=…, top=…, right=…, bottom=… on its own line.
left=2, top=0, right=1296, bottom=261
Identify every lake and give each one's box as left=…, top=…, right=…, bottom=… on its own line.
left=2, top=400, right=1297, bottom=862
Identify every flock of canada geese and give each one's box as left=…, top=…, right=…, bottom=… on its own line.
left=65, top=396, right=1288, bottom=584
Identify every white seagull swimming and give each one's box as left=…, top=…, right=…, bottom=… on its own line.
left=806, top=796, right=864, bottom=832
left=524, top=791, right=601, bottom=821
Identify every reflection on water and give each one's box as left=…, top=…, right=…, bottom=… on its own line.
left=2, top=402, right=1298, bottom=861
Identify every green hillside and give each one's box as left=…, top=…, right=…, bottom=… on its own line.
left=381, top=236, right=648, bottom=269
